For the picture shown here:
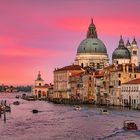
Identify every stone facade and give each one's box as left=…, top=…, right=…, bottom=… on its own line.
left=53, top=65, right=84, bottom=101
left=122, top=78, right=140, bottom=109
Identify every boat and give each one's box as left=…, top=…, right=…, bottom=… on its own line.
left=74, top=105, right=81, bottom=111
left=4, top=105, right=11, bottom=112
left=13, top=101, right=20, bottom=105
left=26, top=96, right=36, bottom=101
left=15, top=95, right=20, bottom=99
left=123, top=120, right=138, bottom=130
left=100, top=109, right=109, bottom=115
left=1, top=105, right=11, bottom=112
left=32, top=109, right=39, bottom=114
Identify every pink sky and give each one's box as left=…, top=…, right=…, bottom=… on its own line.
left=0, top=0, right=140, bottom=85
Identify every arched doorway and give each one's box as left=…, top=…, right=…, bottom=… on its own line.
left=38, top=90, right=41, bottom=98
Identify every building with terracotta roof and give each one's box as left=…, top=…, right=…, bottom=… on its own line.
left=121, top=78, right=140, bottom=109
left=102, top=63, right=140, bottom=106
left=53, top=64, right=84, bottom=102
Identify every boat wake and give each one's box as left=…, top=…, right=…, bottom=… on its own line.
left=96, top=128, right=140, bottom=140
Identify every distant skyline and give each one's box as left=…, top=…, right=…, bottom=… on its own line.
left=0, top=0, right=140, bottom=85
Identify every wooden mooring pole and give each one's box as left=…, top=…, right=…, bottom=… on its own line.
left=3, top=106, right=6, bottom=123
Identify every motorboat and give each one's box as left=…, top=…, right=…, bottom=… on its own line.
left=4, top=105, right=11, bottom=112
left=15, top=95, right=20, bottom=99
left=32, top=109, right=39, bottom=114
left=26, top=96, right=36, bottom=101
left=123, top=120, right=138, bottom=130
left=1, top=105, right=11, bottom=112
left=100, top=109, right=109, bottom=115
left=74, top=105, right=81, bottom=111
left=13, top=101, right=20, bottom=105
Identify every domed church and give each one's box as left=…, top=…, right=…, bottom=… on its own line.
left=112, top=36, right=138, bottom=66
left=75, top=19, right=109, bottom=69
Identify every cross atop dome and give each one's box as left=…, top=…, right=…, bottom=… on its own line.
left=91, top=18, right=93, bottom=24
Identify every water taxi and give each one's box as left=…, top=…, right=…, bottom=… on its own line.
left=13, top=101, right=20, bottom=105
left=123, top=120, right=138, bottom=130
left=100, top=109, right=109, bottom=115
left=32, top=109, right=39, bottom=114
left=74, top=105, right=81, bottom=111
left=0, top=105, right=11, bottom=113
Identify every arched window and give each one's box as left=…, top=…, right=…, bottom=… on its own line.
left=95, top=48, right=96, bottom=52
left=118, top=73, right=121, bottom=78
left=97, top=63, right=100, bottom=69
left=118, top=80, right=121, bottom=86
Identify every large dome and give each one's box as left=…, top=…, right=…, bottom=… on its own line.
left=112, top=36, right=131, bottom=60
left=77, top=38, right=107, bottom=54
left=75, top=18, right=109, bottom=69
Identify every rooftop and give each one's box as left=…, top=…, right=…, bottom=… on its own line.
left=123, top=78, right=140, bottom=85
left=54, top=65, right=83, bottom=72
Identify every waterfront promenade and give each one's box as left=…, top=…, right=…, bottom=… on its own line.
left=0, top=93, right=140, bottom=140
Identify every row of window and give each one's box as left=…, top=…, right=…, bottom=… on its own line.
left=81, top=63, right=102, bottom=68
left=122, top=99, right=139, bottom=105
left=122, top=86, right=139, bottom=92
left=118, top=73, right=136, bottom=78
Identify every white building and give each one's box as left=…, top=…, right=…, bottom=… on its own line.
left=32, top=71, right=49, bottom=99
left=121, top=78, right=140, bottom=109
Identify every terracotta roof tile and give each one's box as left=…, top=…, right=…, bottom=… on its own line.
left=70, top=71, right=84, bottom=77
left=95, top=70, right=104, bottom=77
left=123, top=78, right=140, bottom=85
left=54, top=65, right=83, bottom=72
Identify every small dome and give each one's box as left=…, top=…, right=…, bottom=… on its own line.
left=112, top=36, right=131, bottom=60
left=112, top=47, right=131, bottom=59
left=77, top=38, right=107, bottom=54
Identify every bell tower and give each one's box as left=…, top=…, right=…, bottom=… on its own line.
left=131, top=37, right=138, bottom=66
left=35, top=71, right=44, bottom=86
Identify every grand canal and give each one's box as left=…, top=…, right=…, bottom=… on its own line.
left=0, top=93, right=140, bottom=140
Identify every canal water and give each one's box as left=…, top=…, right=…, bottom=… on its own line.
left=0, top=93, right=140, bottom=140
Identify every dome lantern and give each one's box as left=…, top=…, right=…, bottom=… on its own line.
left=87, top=18, right=97, bottom=38
left=118, top=35, right=125, bottom=47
